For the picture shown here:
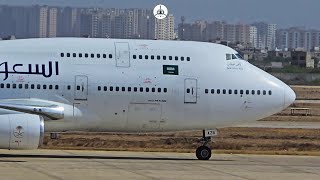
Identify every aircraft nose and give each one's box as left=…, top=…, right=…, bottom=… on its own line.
left=284, top=85, right=296, bottom=108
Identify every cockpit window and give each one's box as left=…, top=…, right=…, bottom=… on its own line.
left=236, top=53, right=243, bottom=59
left=232, top=54, right=237, bottom=59
left=226, top=54, right=232, bottom=60
left=226, top=53, right=244, bottom=60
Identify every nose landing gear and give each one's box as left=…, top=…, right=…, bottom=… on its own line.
left=196, top=129, right=218, bottom=160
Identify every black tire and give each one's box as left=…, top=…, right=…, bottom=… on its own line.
left=196, top=146, right=212, bottom=160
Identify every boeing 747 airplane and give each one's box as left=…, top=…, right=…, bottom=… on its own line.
left=0, top=38, right=295, bottom=160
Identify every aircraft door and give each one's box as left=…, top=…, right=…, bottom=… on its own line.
left=115, top=42, right=130, bottom=67
left=74, top=75, right=88, bottom=100
left=184, top=78, right=198, bottom=104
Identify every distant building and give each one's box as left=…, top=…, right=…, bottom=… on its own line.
left=276, top=27, right=320, bottom=51
left=178, top=20, right=206, bottom=41
left=291, top=51, right=314, bottom=68
left=155, top=14, right=175, bottom=40
left=252, top=22, right=277, bottom=50
left=249, top=26, right=258, bottom=48
left=47, top=7, right=58, bottom=37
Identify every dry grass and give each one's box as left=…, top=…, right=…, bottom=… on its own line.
left=42, top=128, right=320, bottom=155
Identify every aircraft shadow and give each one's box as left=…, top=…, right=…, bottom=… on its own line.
left=0, top=154, right=233, bottom=161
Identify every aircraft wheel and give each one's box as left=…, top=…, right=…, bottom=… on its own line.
left=196, top=146, right=211, bottom=160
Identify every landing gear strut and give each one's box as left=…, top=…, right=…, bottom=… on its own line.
left=196, top=129, right=218, bottom=160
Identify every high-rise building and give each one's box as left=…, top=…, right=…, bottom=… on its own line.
left=155, top=14, right=175, bottom=40
left=58, top=7, right=79, bottom=37
left=276, top=27, right=320, bottom=51
left=203, top=21, right=224, bottom=42
left=47, top=7, right=57, bottom=37
left=252, top=22, right=277, bottom=50
left=249, top=26, right=258, bottom=48
left=178, top=20, right=206, bottom=41
left=235, top=24, right=251, bottom=44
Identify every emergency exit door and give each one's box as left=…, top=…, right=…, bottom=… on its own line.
left=115, top=42, right=130, bottom=67
left=74, top=75, right=88, bottom=100
left=184, top=78, right=198, bottom=104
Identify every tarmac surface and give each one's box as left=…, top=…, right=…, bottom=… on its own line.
left=0, top=149, right=319, bottom=180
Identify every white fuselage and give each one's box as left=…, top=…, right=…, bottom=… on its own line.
left=0, top=38, right=295, bottom=132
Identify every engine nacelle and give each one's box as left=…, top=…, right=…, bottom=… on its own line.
left=0, top=114, right=44, bottom=149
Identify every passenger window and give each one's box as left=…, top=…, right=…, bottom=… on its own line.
left=43, top=85, right=47, bottom=89
left=252, top=90, right=255, bottom=95
left=133, top=55, right=136, bottom=59
left=85, top=53, right=89, bottom=58
left=103, top=54, right=107, bottom=58
left=25, top=84, right=29, bottom=89
left=91, top=54, right=94, bottom=58
left=55, top=85, right=59, bottom=90
left=217, top=89, right=220, bottom=94
left=104, top=86, right=107, bottom=91
left=116, top=87, right=119, bottom=91
left=73, top=53, right=76, bottom=58
left=128, top=87, right=132, bottom=92
left=158, top=88, right=161, bottom=93
left=246, top=90, right=249, bottom=95
left=223, top=89, right=226, bottom=94
left=7, top=84, right=10, bottom=88
left=0, top=83, right=4, bottom=88
left=49, top=85, right=53, bottom=89
left=61, top=53, right=64, bottom=57
left=139, top=55, right=143, bottom=59
left=234, top=90, right=238, bottom=94
left=163, top=56, right=166, bottom=60
left=152, top=88, right=156, bottom=92
left=229, top=89, right=232, bottom=94
left=211, top=89, right=214, bottom=94
left=169, top=56, right=173, bottom=60
left=98, top=86, right=101, bottom=91
left=31, top=84, right=34, bottom=89
left=97, top=54, right=101, bottom=58
left=181, top=57, right=184, bottom=61
left=134, top=87, right=137, bottom=92
left=122, top=87, right=126, bottom=91
left=77, top=86, right=80, bottom=90
left=109, top=54, right=112, bottom=58
left=269, top=90, right=272, bottom=95
left=263, top=90, right=266, bottom=95
left=157, top=55, right=161, bottom=60
left=140, top=87, right=143, bottom=92
left=175, top=56, right=178, bottom=60
left=205, top=89, right=208, bottom=94
left=67, top=85, right=70, bottom=90
left=145, top=55, right=148, bottom=59
left=19, top=84, right=23, bottom=89
left=12, top=84, right=16, bottom=89
left=257, top=90, right=261, bottom=95
left=110, top=86, right=114, bottom=91
left=37, top=84, right=41, bottom=89
left=187, top=57, right=191, bottom=61
left=187, top=88, right=190, bottom=93
left=151, top=55, right=155, bottom=60
left=240, top=90, right=243, bottom=94
left=146, top=87, right=150, bottom=92
left=164, top=88, right=167, bottom=93
left=79, top=53, right=83, bottom=58
left=67, top=53, right=70, bottom=57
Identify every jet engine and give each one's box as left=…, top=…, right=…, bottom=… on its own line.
left=0, top=114, right=44, bottom=149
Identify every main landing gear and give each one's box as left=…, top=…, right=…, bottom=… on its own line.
left=196, top=129, right=218, bottom=160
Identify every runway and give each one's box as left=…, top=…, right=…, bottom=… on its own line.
left=0, top=150, right=320, bottom=180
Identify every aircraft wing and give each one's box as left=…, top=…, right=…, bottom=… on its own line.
left=0, top=98, right=65, bottom=120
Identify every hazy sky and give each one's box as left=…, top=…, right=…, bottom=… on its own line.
left=1, top=0, right=320, bottom=28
